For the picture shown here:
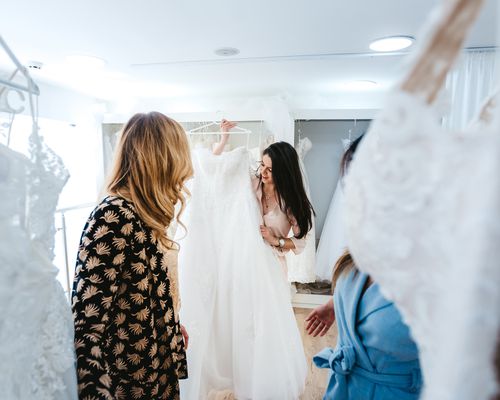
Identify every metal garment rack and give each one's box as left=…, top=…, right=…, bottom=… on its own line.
left=187, top=120, right=253, bottom=149
left=0, top=35, right=40, bottom=96
left=187, top=120, right=252, bottom=135
left=55, top=202, right=96, bottom=300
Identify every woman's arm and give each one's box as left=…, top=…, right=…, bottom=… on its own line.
left=72, top=203, right=133, bottom=397
left=259, top=215, right=307, bottom=253
left=259, top=225, right=298, bottom=250
left=289, top=221, right=307, bottom=254
left=212, top=119, right=236, bottom=155
left=305, top=298, right=335, bottom=337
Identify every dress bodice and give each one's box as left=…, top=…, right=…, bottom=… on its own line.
left=26, top=133, right=69, bottom=259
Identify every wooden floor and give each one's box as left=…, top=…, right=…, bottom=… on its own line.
left=293, top=307, right=337, bottom=400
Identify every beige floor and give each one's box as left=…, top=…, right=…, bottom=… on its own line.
left=294, top=307, right=337, bottom=400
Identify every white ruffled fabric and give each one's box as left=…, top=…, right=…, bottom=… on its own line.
left=178, top=147, right=307, bottom=400
left=342, top=2, right=500, bottom=399
left=314, top=180, right=347, bottom=281
left=0, top=131, right=77, bottom=400
left=344, top=87, right=500, bottom=399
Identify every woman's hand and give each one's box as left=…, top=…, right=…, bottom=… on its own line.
left=213, top=119, right=237, bottom=155
left=305, top=298, right=335, bottom=337
left=180, top=324, right=189, bottom=349
left=220, top=119, right=237, bottom=133
left=260, top=225, right=278, bottom=246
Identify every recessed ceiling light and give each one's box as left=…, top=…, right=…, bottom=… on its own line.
left=214, top=47, right=240, bottom=57
left=369, top=36, right=415, bottom=52
left=65, top=54, right=107, bottom=69
left=26, top=60, right=43, bottom=70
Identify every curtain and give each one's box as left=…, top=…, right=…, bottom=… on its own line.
left=442, top=50, right=497, bottom=130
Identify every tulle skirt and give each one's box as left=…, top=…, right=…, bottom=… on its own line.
left=178, top=148, right=307, bottom=400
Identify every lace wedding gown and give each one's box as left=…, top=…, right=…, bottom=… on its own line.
left=343, top=0, right=499, bottom=399
left=178, top=147, right=307, bottom=400
left=0, top=130, right=78, bottom=399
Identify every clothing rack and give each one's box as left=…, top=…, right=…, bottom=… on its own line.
left=0, top=35, right=40, bottom=96
left=187, top=120, right=252, bottom=135
left=188, top=120, right=253, bottom=148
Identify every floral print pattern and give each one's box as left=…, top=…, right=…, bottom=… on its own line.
left=72, top=196, right=187, bottom=400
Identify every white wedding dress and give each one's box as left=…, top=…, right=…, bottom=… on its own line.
left=286, top=137, right=316, bottom=283
left=314, top=180, right=346, bottom=281
left=0, top=129, right=78, bottom=399
left=343, top=1, right=500, bottom=399
left=178, top=147, right=307, bottom=400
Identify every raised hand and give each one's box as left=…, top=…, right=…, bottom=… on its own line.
left=305, top=298, right=335, bottom=337
left=220, top=119, right=237, bottom=133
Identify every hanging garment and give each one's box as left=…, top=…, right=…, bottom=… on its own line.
left=314, top=180, right=347, bottom=281
left=343, top=1, right=500, bottom=399
left=0, top=132, right=77, bottom=400
left=286, top=137, right=316, bottom=283
left=178, top=147, right=307, bottom=400
left=313, top=270, right=421, bottom=399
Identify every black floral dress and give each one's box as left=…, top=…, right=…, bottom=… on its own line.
left=72, top=196, right=187, bottom=400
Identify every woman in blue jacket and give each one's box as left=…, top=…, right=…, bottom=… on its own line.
left=307, top=250, right=422, bottom=399
left=306, top=135, right=422, bottom=399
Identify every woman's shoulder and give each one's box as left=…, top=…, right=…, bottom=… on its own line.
left=89, top=195, right=138, bottom=223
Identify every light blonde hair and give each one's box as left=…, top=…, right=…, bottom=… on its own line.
left=106, top=112, right=193, bottom=250
left=331, top=249, right=356, bottom=293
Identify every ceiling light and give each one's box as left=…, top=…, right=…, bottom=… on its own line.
left=369, top=36, right=414, bottom=52
left=214, top=47, right=240, bottom=57
left=65, top=54, right=107, bottom=69
left=26, top=60, right=43, bottom=70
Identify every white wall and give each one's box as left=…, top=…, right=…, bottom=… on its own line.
left=298, top=120, right=370, bottom=239
left=35, top=81, right=105, bottom=203
left=103, top=91, right=386, bottom=149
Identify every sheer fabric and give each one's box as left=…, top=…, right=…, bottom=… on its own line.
left=179, top=147, right=307, bottom=400
left=343, top=1, right=499, bottom=398
left=0, top=130, right=77, bottom=400
left=315, top=180, right=346, bottom=281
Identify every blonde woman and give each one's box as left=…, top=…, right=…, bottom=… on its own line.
left=72, top=112, right=193, bottom=400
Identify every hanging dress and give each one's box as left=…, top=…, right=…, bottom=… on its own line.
left=343, top=1, right=500, bottom=398
left=179, top=147, right=307, bottom=400
left=0, top=130, right=77, bottom=400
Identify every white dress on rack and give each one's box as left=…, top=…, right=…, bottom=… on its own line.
left=178, top=147, right=307, bottom=400
left=343, top=2, right=500, bottom=399
left=0, top=132, right=78, bottom=400
left=286, top=137, right=316, bottom=283
left=314, top=180, right=346, bottom=281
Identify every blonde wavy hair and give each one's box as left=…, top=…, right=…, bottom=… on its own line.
left=106, top=112, right=193, bottom=250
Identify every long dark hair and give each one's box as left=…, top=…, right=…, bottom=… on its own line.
left=339, top=134, right=364, bottom=179
left=262, top=141, right=314, bottom=239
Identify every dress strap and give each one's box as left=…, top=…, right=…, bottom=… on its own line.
left=401, top=0, right=485, bottom=104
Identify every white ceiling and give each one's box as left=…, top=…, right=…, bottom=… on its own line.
left=1, top=0, right=498, bottom=104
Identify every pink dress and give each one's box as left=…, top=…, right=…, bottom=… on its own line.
left=252, top=176, right=306, bottom=273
